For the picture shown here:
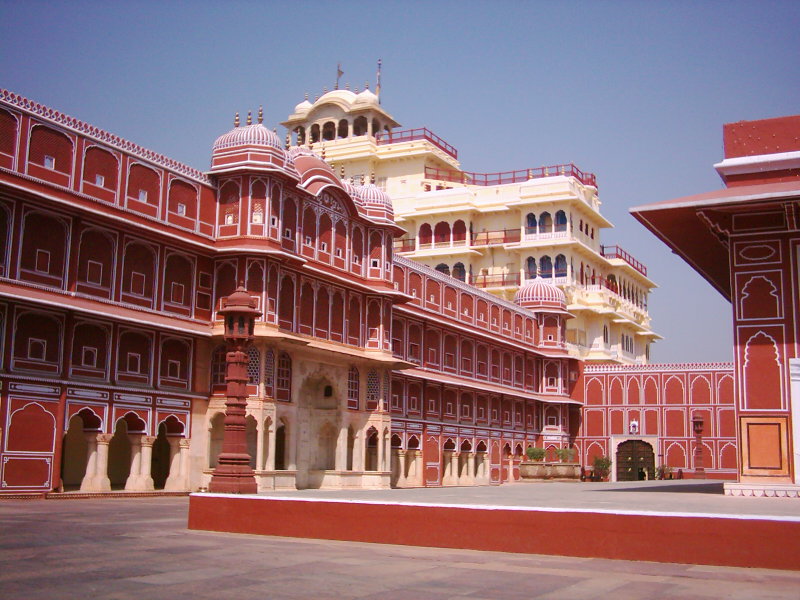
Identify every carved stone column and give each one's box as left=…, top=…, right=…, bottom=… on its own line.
left=80, top=432, right=99, bottom=491
left=397, top=450, right=407, bottom=487
left=179, top=439, right=191, bottom=490
left=468, top=452, right=476, bottom=485
left=266, top=421, right=276, bottom=471
left=335, top=426, right=348, bottom=471
left=138, top=436, right=156, bottom=491
left=124, top=434, right=143, bottom=491
left=692, top=416, right=706, bottom=479
left=92, top=433, right=112, bottom=491
left=164, top=437, right=183, bottom=491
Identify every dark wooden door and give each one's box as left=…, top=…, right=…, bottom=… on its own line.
left=616, top=440, right=655, bottom=481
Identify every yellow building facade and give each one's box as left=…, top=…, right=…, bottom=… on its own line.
left=282, top=88, right=659, bottom=364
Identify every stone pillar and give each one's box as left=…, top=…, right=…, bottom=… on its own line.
left=507, top=454, right=515, bottom=484
left=378, top=431, right=385, bottom=472
left=468, top=452, right=476, bottom=485
left=92, top=434, right=113, bottom=491
left=335, top=426, right=348, bottom=471
left=288, top=424, right=297, bottom=471
left=79, top=432, right=99, bottom=492
left=179, top=439, right=191, bottom=489
left=138, top=436, right=156, bottom=491
left=266, top=421, right=276, bottom=471
left=255, top=420, right=265, bottom=471
left=164, top=438, right=183, bottom=491
left=124, top=435, right=143, bottom=491
left=692, top=416, right=706, bottom=479
left=355, top=431, right=365, bottom=472
left=397, top=450, right=407, bottom=487
left=442, top=450, right=453, bottom=485
left=452, top=452, right=460, bottom=485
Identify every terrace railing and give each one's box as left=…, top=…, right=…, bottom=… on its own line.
left=600, top=245, right=647, bottom=277
left=424, top=163, right=597, bottom=188
left=375, top=128, right=458, bottom=160
left=471, top=228, right=521, bottom=246
left=470, top=273, right=520, bottom=288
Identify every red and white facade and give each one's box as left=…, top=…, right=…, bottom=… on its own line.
left=632, top=115, right=800, bottom=497
left=2, top=88, right=768, bottom=496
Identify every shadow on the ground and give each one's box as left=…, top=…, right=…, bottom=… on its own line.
left=596, top=482, right=725, bottom=495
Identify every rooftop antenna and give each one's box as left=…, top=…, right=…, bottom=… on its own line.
left=376, top=58, right=382, bottom=103
left=336, top=62, right=344, bottom=90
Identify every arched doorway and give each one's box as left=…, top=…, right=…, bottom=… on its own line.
left=616, top=440, right=655, bottom=481
left=61, top=409, right=102, bottom=490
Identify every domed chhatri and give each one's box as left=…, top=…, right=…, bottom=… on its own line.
left=213, top=122, right=282, bottom=153
left=514, top=279, right=567, bottom=312
left=353, top=182, right=393, bottom=219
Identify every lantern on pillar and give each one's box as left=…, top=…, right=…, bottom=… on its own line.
left=691, top=415, right=706, bottom=479
left=208, top=285, right=261, bottom=494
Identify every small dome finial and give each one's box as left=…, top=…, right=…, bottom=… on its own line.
left=234, top=112, right=240, bottom=127
left=285, top=132, right=291, bottom=149
left=365, top=82, right=369, bottom=90
left=323, top=86, right=328, bottom=93
left=258, top=105, right=263, bottom=124
left=370, top=172, right=375, bottom=184
left=340, top=164, right=345, bottom=178
left=345, top=82, right=350, bottom=90
left=321, top=144, right=326, bottom=160
left=246, top=111, right=252, bottom=126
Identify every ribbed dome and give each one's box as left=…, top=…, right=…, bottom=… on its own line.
left=340, top=179, right=363, bottom=206
left=213, top=123, right=282, bottom=152
left=514, top=279, right=567, bottom=311
left=287, top=145, right=319, bottom=160
left=354, top=88, right=379, bottom=105
left=354, top=183, right=393, bottom=215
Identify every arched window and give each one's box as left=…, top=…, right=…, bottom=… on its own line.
left=264, top=349, right=275, bottom=397
left=247, top=347, right=260, bottom=385
left=539, top=212, right=552, bottom=232
left=276, top=352, right=292, bottom=401
left=452, top=220, right=467, bottom=244
left=310, top=123, right=320, bottom=143
left=435, top=263, right=450, bottom=276
left=525, top=213, right=536, bottom=233
left=366, top=370, right=380, bottom=410
left=353, top=116, right=367, bottom=136
left=539, top=255, right=553, bottom=278
left=433, top=221, right=450, bottom=246
left=452, top=262, right=466, bottom=282
left=555, top=210, right=567, bottom=232
left=554, top=254, right=567, bottom=277
left=322, top=121, right=335, bottom=141
left=337, top=119, right=348, bottom=139
left=418, top=223, right=432, bottom=247
left=211, top=345, right=226, bottom=385
left=526, top=256, right=537, bottom=279
left=347, top=366, right=359, bottom=410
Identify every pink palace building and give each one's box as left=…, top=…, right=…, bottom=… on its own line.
left=0, top=86, right=793, bottom=496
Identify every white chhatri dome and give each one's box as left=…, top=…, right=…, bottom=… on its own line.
left=514, top=279, right=567, bottom=312
left=354, top=182, right=393, bottom=216
left=213, top=123, right=282, bottom=152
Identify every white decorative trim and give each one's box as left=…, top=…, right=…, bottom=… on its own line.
left=714, top=151, right=800, bottom=178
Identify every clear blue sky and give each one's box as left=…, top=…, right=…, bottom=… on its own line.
left=2, top=1, right=798, bottom=363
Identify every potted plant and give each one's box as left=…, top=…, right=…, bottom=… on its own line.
left=553, top=447, right=579, bottom=478
left=592, top=455, right=612, bottom=481
left=655, top=464, right=674, bottom=480
left=520, top=447, right=547, bottom=478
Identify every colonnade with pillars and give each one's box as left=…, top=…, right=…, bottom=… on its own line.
left=79, top=432, right=191, bottom=492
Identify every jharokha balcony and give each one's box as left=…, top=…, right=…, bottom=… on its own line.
left=600, top=245, right=648, bottom=277
left=424, top=163, right=598, bottom=188
left=375, top=128, right=458, bottom=160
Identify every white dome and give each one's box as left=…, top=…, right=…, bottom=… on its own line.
left=294, top=98, right=313, bottom=114
left=514, top=279, right=567, bottom=312
left=213, top=123, right=282, bottom=152
left=354, top=88, right=379, bottom=105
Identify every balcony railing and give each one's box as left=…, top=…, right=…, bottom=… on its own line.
left=601, top=245, right=647, bottom=277
left=424, top=163, right=597, bottom=188
left=394, top=237, right=416, bottom=253
left=470, top=273, right=520, bottom=288
left=375, top=128, right=458, bottom=160
left=471, top=228, right=521, bottom=246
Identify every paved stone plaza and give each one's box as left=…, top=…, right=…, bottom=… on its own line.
left=2, top=484, right=800, bottom=599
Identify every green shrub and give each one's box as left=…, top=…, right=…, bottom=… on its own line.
left=593, top=455, right=612, bottom=477
left=555, top=447, right=575, bottom=462
left=526, top=446, right=546, bottom=461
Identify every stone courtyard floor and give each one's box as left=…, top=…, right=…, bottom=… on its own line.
left=2, top=483, right=800, bottom=599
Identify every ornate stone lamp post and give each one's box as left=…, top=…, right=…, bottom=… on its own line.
left=692, top=415, right=706, bottom=479
left=208, top=286, right=261, bottom=494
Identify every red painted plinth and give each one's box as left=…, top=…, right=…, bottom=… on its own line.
left=188, top=495, right=800, bottom=571
left=207, top=462, right=257, bottom=494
